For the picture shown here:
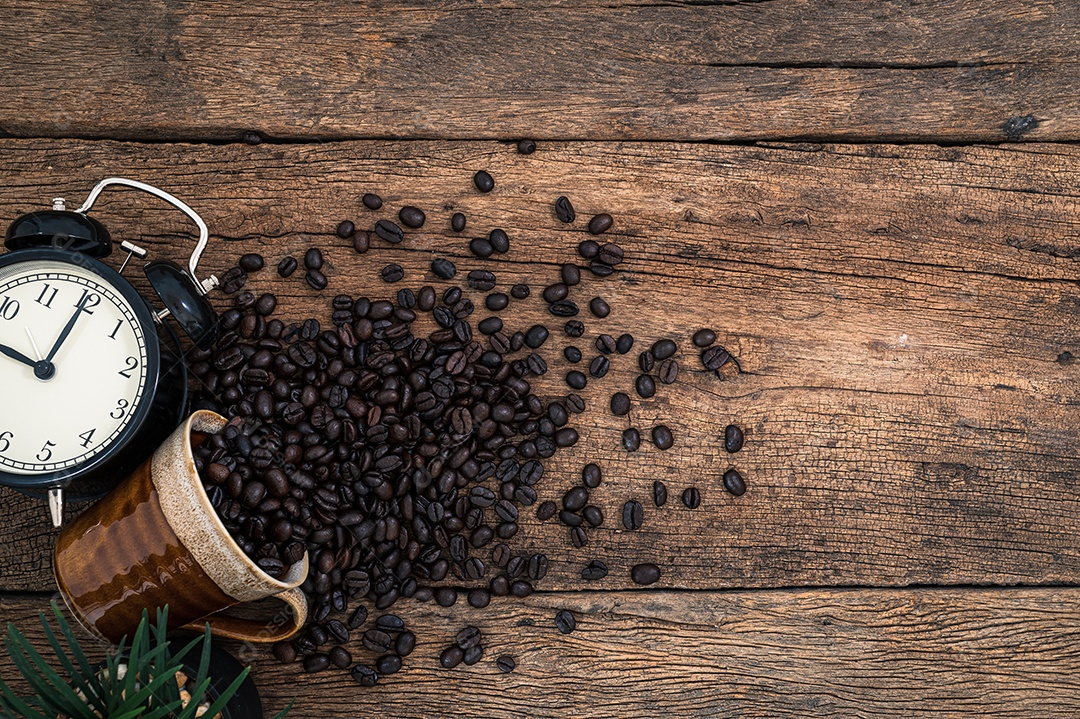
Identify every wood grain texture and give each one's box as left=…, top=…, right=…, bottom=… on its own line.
left=4, top=587, right=1080, bottom=718
left=0, top=0, right=1077, bottom=142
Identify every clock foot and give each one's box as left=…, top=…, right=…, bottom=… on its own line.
left=48, top=488, right=63, bottom=527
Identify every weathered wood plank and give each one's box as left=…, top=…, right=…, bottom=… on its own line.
left=3, top=587, right=1080, bottom=718
left=0, top=138, right=1077, bottom=594
left=0, top=1, right=1077, bottom=142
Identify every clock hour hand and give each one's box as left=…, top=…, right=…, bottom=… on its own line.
left=45, top=295, right=90, bottom=365
left=0, top=341, right=36, bottom=368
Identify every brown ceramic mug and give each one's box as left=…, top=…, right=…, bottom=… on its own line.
left=54, top=410, right=308, bottom=644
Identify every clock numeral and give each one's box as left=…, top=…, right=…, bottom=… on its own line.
left=73, top=289, right=101, bottom=314
left=78, top=428, right=96, bottom=449
left=108, top=319, right=123, bottom=340
left=110, top=398, right=129, bottom=419
left=119, top=356, right=139, bottom=378
left=0, top=431, right=11, bottom=453
left=34, top=284, right=58, bottom=309
left=36, top=441, right=56, bottom=463
left=0, top=296, right=19, bottom=321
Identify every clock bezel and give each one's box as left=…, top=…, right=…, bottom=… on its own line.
left=0, top=247, right=164, bottom=491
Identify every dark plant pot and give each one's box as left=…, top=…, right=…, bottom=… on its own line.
left=166, top=633, right=264, bottom=719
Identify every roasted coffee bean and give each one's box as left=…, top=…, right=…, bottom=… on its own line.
left=581, top=560, right=608, bottom=581
left=463, top=645, right=484, bottom=666
left=543, top=283, right=568, bottom=303
left=376, top=615, right=406, bottom=633
left=398, top=205, right=426, bottom=229
left=588, top=213, right=613, bottom=235
left=519, top=325, right=547, bottom=349
left=635, top=374, right=656, bottom=398
left=724, top=424, right=744, bottom=453
left=554, top=610, right=577, bottom=634
left=352, top=231, right=370, bottom=254
left=555, top=196, right=576, bottom=223
left=702, top=345, right=731, bottom=371
left=489, top=229, right=510, bottom=253
left=326, top=619, right=350, bottom=644
left=564, top=346, right=582, bottom=363
left=616, top=333, right=634, bottom=354
left=658, top=359, right=679, bottom=384
left=537, top=500, right=557, bottom=521
left=303, top=654, right=330, bottom=673
left=255, top=293, right=277, bottom=316
left=377, top=654, right=403, bottom=675
left=485, top=292, right=509, bottom=311
left=582, top=505, right=603, bottom=527
left=595, top=334, right=617, bottom=354
left=638, top=351, right=655, bottom=373
left=363, top=193, right=383, bottom=210
left=517, top=139, right=536, bottom=154
left=277, top=256, right=298, bottom=277
left=564, top=320, right=585, bottom=338
left=335, top=221, right=356, bottom=240
left=351, top=664, right=379, bottom=686
left=431, top=258, right=457, bottom=279
left=631, top=563, right=661, bottom=585
left=578, top=239, right=600, bottom=259
left=456, top=626, right=483, bottom=650
left=570, top=526, right=587, bottom=547
left=653, top=480, right=668, bottom=507
left=682, top=487, right=701, bottom=508
left=396, top=631, right=416, bottom=656
left=305, top=269, right=327, bottom=290
left=581, top=463, right=602, bottom=488
left=510, top=284, right=530, bottom=300
left=652, top=425, right=674, bottom=450
left=510, top=580, right=533, bottom=598
left=363, top=629, right=393, bottom=654
left=559, top=263, right=581, bottom=286
left=559, top=509, right=583, bottom=527
left=380, top=263, right=405, bottom=283
left=273, top=641, right=297, bottom=664
left=465, top=270, right=494, bottom=291
left=496, top=655, right=516, bottom=673
left=468, top=588, right=491, bottom=608
left=348, top=606, right=369, bottom=630
left=435, top=587, right=458, bottom=607
left=563, top=487, right=589, bottom=512
left=610, top=392, right=631, bottom=416
left=588, top=356, right=610, bottom=378
left=417, top=285, right=437, bottom=311
left=652, top=339, right=677, bottom=360
left=549, top=299, right=579, bottom=317
left=723, top=469, right=747, bottom=496
left=474, top=170, right=495, bottom=192
left=478, top=317, right=504, bottom=335
left=304, top=248, right=324, bottom=271
left=329, top=646, right=352, bottom=669
left=622, top=428, right=641, bottom=452
left=451, top=212, right=467, bottom=232
left=220, top=267, right=247, bottom=294
left=693, top=328, right=717, bottom=347
left=589, top=297, right=610, bottom=318
left=622, top=500, right=643, bottom=530
left=239, top=253, right=265, bottom=272
left=469, top=237, right=494, bottom=258
left=598, top=243, right=624, bottom=265
left=375, top=219, right=404, bottom=244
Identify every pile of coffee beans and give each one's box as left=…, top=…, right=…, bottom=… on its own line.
left=188, top=162, right=750, bottom=685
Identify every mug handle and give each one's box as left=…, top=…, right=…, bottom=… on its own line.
left=180, top=587, right=308, bottom=643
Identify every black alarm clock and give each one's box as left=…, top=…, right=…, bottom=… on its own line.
left=0, top=178, right=219, bottom=526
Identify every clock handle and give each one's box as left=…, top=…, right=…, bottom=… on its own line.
left=179, top=586, right=309, bottom=643
left=74, top=177, right=218, bottom=295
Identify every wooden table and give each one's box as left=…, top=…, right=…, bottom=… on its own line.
left=2, top=2, right=1080, bottom=716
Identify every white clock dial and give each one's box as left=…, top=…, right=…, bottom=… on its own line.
left=0, top=260, right=149, bottom=474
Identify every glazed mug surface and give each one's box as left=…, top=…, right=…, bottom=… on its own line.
left=54, top=410, right=308, bottom=644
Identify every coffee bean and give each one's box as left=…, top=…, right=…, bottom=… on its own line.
left=537, top=501, right=557, bottom=521
left=352, top=231, right=370, bottom=254
left=693, top=329, right=716, bottom=347
left=702, top=345, right=731, bottom=370
left=396, top=631, right=416, bottom=656
left=486, top=293, right=509, bottom=311
left=635, top=374, right=656, bottom=398
left=610, top=392, right=631, bottom=416
left=431, top=258, right=457, bottom=279
left=615, top=334, right=634, bottom=354
left=582, top=505, right=603, bottom=527
left=329, top=646, right=352, bottom=669
left=451, top=212, right=467, bottom=232
left=239, top=253, right=265, bottom=272
left=588, top=356, right=609, bottom=378
left=555, top=428, right=579, bottom=447
left=589, top=297, right=610, bottom=318
left=510, top=580, right=533, bottom=597
left=348, top=605, right=369, bottom=630
left=510, top=284, right=530, bottom=300
left=555, top=196, right=576, bottom=223
left=468, top=588, right=491, bottom=608
left=652, top=339, right=677, bottom=360
left=622, top=500, right=643, bottom=530
left=648, top=479, right=665, bottom=507
left=304, top=247, right=324, bottom=271
left=517, top=139, right=536, bottom=154
left=543, top=283, right=568, bottom=303
left=658, top=359, right=679, bottom=384
left=306, top=269, right=327, bottom=290
left=555, top=610, right=577, bottom=634
left=489, top=229, right=510, bottom=253
left=566, top=370, right=587, bottom=389
left=469, top=237, right=494, bottom=258
left=724, top=424, right=744, bottom=453
left=581, top=560, right=608, bottom=581
left=398, top=205, right=426, bottom=229
left=456, top=626, right=482, bottom=650
left=363, top=629, right=392, bottom=653
left=525, top=324, right=549, bottom=348
left=273, top=641, right=297, bottom=664
left=588, top=213, right=613, bottom=235
left=351, top=664, right=379, bottom=686
left=682, top=487, right=701, bottom=508
left=578, top=239, right=599, bottom=259
left=559, top=509, right=583, bottom=527
left=435, top=587, right=458, bottom=607
left=375, top=219, right=404, bottom=244
left=560, top=264, right=581, bottom=286
left=723, top=469, right=747, bottom=496
left=220, top=267, right=247, bottom=294
left=581, top=463, right=602, bottom=488
left=631, top=563, right=661, bottom=586
left=254, top=293, right=277, bottom=316
left=496, top=655, right=516, bottom=673
left=277, top=256, right=298, bottom=278
left=598, top=243, right=624, bottom=265
left=622, top=428, right=641, bottom=452
left=376, top=654, right=402, bottom=675
left=563, top=487, right=589, bottom=512
left=564, top=346, right=582, bottom=363
left=596, top=334, right=617, bottom=354
left=474, top=170, right=495, bottom=192
left=376, top=615, right=405, bottom=633
left=652, top=425, right=674, bottom=450
left=549, top=299, right=579, bottom=317
left=303, top=654, right=330, bottom=673
left=478, top=317, right=504, bottom=335
left=564, top=320, right=585, bottom=338
left=638, top=351, right=654, bottom=373
left=362, top=193, right=383, bottom=210
left=380, top=264, right=404, bottom=283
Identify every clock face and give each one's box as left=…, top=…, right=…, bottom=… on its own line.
left=0, top=258, right=150, bottom=475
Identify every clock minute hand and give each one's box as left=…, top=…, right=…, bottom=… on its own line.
left=45, top=296, right=90, bottom=364
left=0, top=342, right=36, bottom=368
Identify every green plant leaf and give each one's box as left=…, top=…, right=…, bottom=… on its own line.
left=269, top=697, right=296, bottom=719
left=52, top=602, right=106, bottom=706
left=0, top=678, right=49, bottom=719
left=197, top=665, right=251, bottom=719
left=4, top=624, right=95, bottom=719
left=39, top=606, right=106, bottom=716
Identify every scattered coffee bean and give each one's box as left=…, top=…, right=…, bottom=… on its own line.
left=362, top=193, right=383, bottom=210
left=554, top=610, right=577, bottom=634
left=254, top=293, right=277, bottom=316
left=555, top=196, right=576, bottom=223
left=610, top=392, right=631, bottom=416
left=305, top=269, right=327, bottom=290
left=549, top=299, right=579, bottom=317
left=329, top=646, right=352, bottom=669
left=724, top=424, right=744, bottom=453
left=723, top=469, right=747, bottom=496
left=525, top=324, right=549, bottom=348
left=468, top=270, right=497, bottom=291
left=304, top=248, right=324, bottom=271
left=380, top=264, right=404, bottom=283
left=303, top=654, right=330, bottom=673
left=351, top=664, right=378, bottom=686
left=273, top=641, right=297, bottom=664
left=561, top=264, right=581, bottom=286
left=653, top=480, right=668, bottom=507
left=564, top=346, right=582, bottom=363
left=631, top=563, right=661, bottom=586
left=352, top=231, right=370, bottom=254
left=622, top=428, right=641, bottom=451
left=578, top=239, right=599, bottom=259
left=431, top=258, right=457, bottom=279
left=635, top=374, right=656, bottom=398
left=651, top=339, right=677, bottom=360
left=398, top=206, right=426, bottom=229
left=463, top=645, right=484, bottom=665
left=588, top=213, right=613, bottom=235
left=510, top=284, right=530, bottom=300
left=375, top=219, right=404, bottom=244
left=451, top=212, right=467, bottom=232
left=588, top=356, right=610, bottom=378
left=517, top=139, right=536, bottom=154
left=474, top=171, right=495, bottom=193
left=581, top=463, right=602, bottom=488
left=570, top=526, right=588, bottom=547
left=596, top=334, right=617, bottom=354
left=543, top=283, right=568, bottom=303
left=220, top=267, right=246, bottom=293
left=638, top=351, right=654, bottom=373
left=564, top=320, right=585, bottom=338
left=682, top=487, right=701, bottom=509
left=396, top=631, right=416, bottom=656
left=622, top=500, right=643, bottom=530
left=277, top=256, right=297, bottom=278
left=489, top=229, right=510, bottom=253
left=657, top=359, right=678, bottom=384
left=616, top=333, right=634, bottom=354
left=582, top=505, right=603, bottom=527
left=566, top=371, right=587, bottom=390
left=537, top=500, right=558, bottom=521
left=693, top=329, right=716, bottom=347
left=702, top=345, right=731, bottom=371
left=239, top=253, right=265, bottom=272
left=377, top=654, right=403, bottom=675
left=598, top=243, right=624, bottom=266
left=469, top=237, right=494, bottom=258
left=486, top=293, right=509, bottom=311
left=496, top=655, right=516, bottom=673
left=589, top=297, right=610, bottom=318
